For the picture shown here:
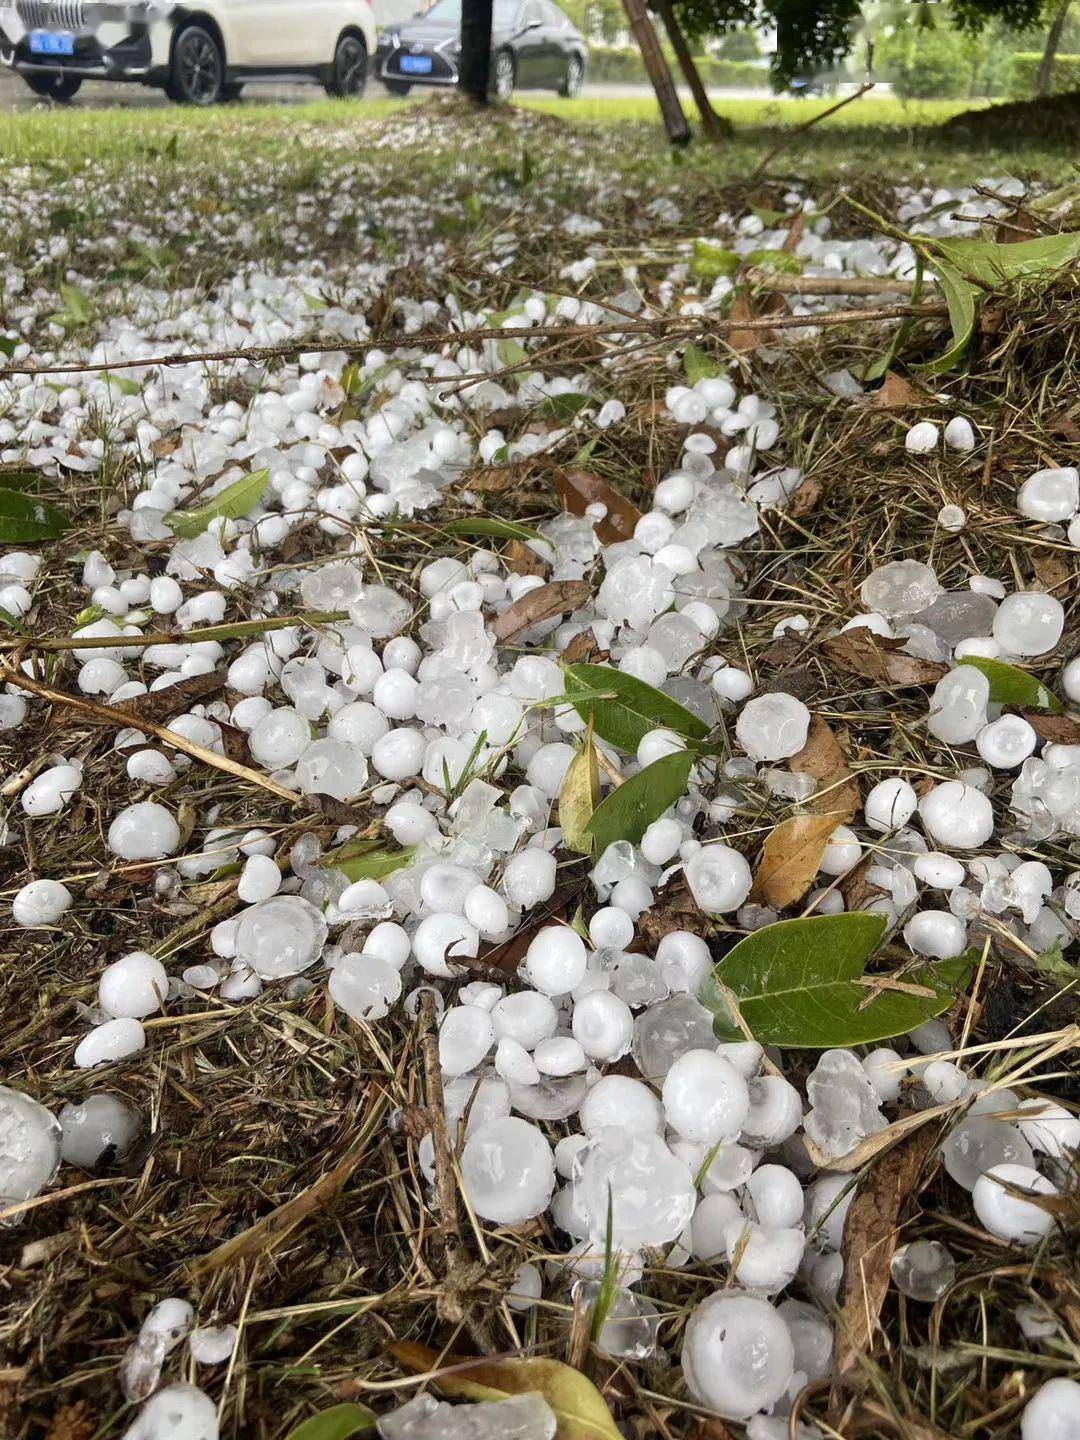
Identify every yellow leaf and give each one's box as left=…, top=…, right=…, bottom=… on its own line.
left=750, top=812, right=842, bottom=909
left=389, top=1342, right=621, bottom=1440
left=559, top=724, right=600, bottom=855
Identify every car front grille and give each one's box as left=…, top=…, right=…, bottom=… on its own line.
left=16, top=0, right=86, bottom=29
left=385, top=49, right=454, bottom=80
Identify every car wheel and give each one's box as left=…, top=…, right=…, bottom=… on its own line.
left=384, top=79, right=412, bottom=96
left=559, top=54, right=584, bottom=97
left=22, top=71, right=82, bottom=102
left=169, top=23, right=225, bottom=106
left=492, top=48, right=515, bottom=101
left=326, top=32, right=368, bottom=98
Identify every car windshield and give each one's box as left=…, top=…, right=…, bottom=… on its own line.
left=419, top=0, right=520, bottom=23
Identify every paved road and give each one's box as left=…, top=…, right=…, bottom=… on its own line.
left=0, top=67, right=768, bottom=110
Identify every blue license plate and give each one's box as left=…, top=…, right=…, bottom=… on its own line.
left=30, top=30, right=76, bottom=56
left=400, top=54, right=432, bottom=74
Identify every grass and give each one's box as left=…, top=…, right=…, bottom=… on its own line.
left=0, top=86, right=1077, bottom=1440
left=1, top=88, right=1075, bottom=183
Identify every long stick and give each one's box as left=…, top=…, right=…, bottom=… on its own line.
left=0, top=301, right=946, bottom=381
left=0, top=663, right=300, bottom=806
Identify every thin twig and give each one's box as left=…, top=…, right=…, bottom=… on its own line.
left=0, top=299, right=946, bottom=381
left=418, top=990, right=496, bottom=1353
left=0, top=662, right=300, bottom=806
left=750, top=82, right=875, bottom=182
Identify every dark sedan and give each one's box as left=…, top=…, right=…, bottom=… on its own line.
left=376, top=0, right=587, bottom=100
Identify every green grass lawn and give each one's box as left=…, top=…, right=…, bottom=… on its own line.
left=0, top=87, right=1073, bottom=185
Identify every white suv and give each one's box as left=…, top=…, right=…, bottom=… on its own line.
left=0, top=0, right=376, bottom=103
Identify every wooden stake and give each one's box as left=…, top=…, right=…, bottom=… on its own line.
left=618, top=0, right=690, bottom=146
left=652, top=0, right=728, bottom=143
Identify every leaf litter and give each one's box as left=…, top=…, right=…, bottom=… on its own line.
left=0, top=94, right=1076, bottom=1440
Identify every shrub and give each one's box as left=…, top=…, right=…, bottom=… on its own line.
left=585, top=44, right=769, bottom=88
left=1007, top=50, right=1080, bottom=97
left=875, top=22, right=1009, bottom=98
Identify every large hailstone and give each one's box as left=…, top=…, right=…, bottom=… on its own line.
left=460, top=1117, right=554, bottom=1225
left=0, top=1085, right=62, bottom=1206
left=121, top=1384, right=218, bottom=1440
left=233, top=895, right=327, bottom=979
left=735, top=692, right=810, bottom=762
left=682, top=1291, right=794, bottom=1420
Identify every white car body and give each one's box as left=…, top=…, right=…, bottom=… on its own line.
left=0, top=0, right=377, bottom=100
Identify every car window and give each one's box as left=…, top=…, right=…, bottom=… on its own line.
left=520, top=2, right=544, bottom=26
left=540, top=1, right=567, bottom=27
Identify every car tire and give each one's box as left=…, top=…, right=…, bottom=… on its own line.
left=559, top=54, right=584, bottom=97
left=326, top=32, right=368, bottom=98
left=491, top=48, right=515, bottom=101
left=169, top=22, right=226, bottom=106
left=384, top=79, right=412, bottom=96
left=22, top=71, right=82, bottom=102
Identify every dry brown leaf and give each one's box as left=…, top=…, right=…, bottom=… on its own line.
left=782, top=211, right=806, bottom=253
left=1021, top=709, right=1080, bottom=745
left=635, top=879, right=712, bottom=948
left=560, top=629, right=604, bottom=664
left=751, top=812, right=842, bottom=908
left=822, top=632, right=948, bottom=688
left=869, top=370, right=924, bottom=409
left=790, top=715, right=860, bottom=823
left=49, top=671, right=224, bottom=733
left=503, top=539, right=547, bottom=577
left=1048, top=411, right=1080, bottom=443
left=554, top=469, right=641, bottom=545
left=728, top=289, right=789, bottom=353
left=491, top=580, right=591, bottom=644
left=1031, top=547, right=1074, bottom=593
left=466, top=465, right=519, bottom=493
left=788, top=473, right=823, bottom=518
left=834, top=1122, right=941, bottom=1374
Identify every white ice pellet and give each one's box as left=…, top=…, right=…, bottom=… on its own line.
left=13, top=878, right=73, bottom=927
left=74, top=1018, right=146, bottom=1069
left=972, top=1163, right=1058, bottom=1243
left=98, top=951, right=168, bottom=1019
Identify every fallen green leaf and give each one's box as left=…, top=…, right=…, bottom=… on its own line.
left=564, top=662, right=708, bottom=754
left=691, top=238, right=740, bottom=280
left=282, top=1403, right=377, bottom=1440
left=960, top=655, right=1062, bottom=713
left=586, top=750, right=693, bottom=855
left=914, top=258, right=977, bottom=375
left=390, top=1341, right=622, bottom=1440
left=165, top=468, right=270, bottom=539
left=683, top=342, right=721, bottom=384
left=702, top=913, right=970, bottom=1048
left=559, top=727, right=600, bottom=855
left=0, top=487, right=71, bottom=542
left=1034, top=940, right=1079, bottom=984
left=536, top=392, right=590, bottom=422
left=442, top=516, right=545, bottom=544
left=329, top=844, right=415, bottom=883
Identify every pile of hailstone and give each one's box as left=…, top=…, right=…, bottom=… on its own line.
left=1, top=183, right=1077, bottom=1438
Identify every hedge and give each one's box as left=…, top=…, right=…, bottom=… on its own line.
left=585, top=44, right=769, bottom=89
left=1007, top=51, right=1080, bottom=98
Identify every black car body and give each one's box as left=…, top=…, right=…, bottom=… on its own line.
left=376, top=0, right=586, bottom=99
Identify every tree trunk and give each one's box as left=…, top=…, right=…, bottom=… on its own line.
left=618, top=0, right=691, bottom=145
left=460, top=0, right=494, bottom=104
left=1037, top=0, right=1071, bottom=97
left=652, top=0, right=729, bottom=142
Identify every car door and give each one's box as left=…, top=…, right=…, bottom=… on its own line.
left=512, top=0, right=546, bottom=87
left=537, top=1, right=568, bottom=86
left=224, top=0, right=310, bottom=67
